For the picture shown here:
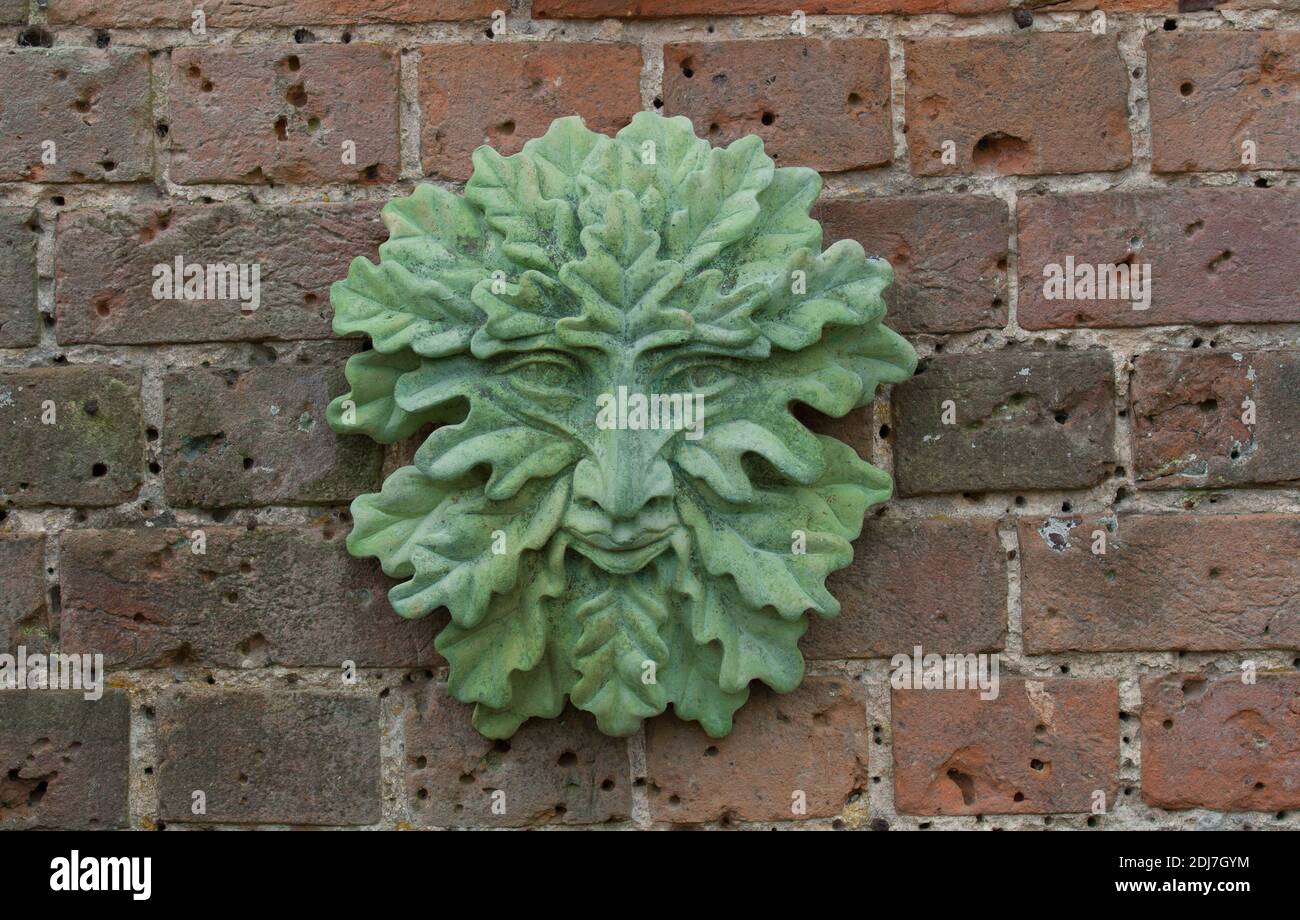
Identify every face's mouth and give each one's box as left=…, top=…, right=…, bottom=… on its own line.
left=563, top=527, right=677, bottom=574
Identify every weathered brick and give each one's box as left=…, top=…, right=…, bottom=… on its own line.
left=404, top=682, right=630, bottom=827
left=815, top=195, right=1009, bottom=335
left=892, top=351, right=1116, bottom=497
left=1142, top=674, right=1300, bottom=811
left=536, top=0, right=1056, bottom=14
left=60, top=528, right=435, bottom=669
left=162, top=366, right=381, bottom=508
left=0, top=535, right=47, bottom=656
left=157, top=689, right=380, bottom=825
left=645, top=677, right=868, bottom=824
left=0, top=208, right=38, bottom=348
left=55, top=203, right=386, bottom=345
left=1020, top=513, right=1300, bottom=653
left=0, top=49, right=153, bottom=183
left=663, top=39, right=891, bottom=174
left=169, top=45, right=399, bottom=185
left=1131, top=350, right=1300, bottom=489
left=807, top=518, right=1007, bottom=659
left=1148, top=31, right=1300, bottom=173
left=0, top=690, right=130, bottom=830
left=419, top=43, right=643, bottom=182
left=49, top=0, right=496, bottom=26
left=904, top=35, right=1131, bottom=176
left=893, top=679, right=1119, bottom=815
left=0, top=367, right=144, bottom=507
left=1018, top=189, right=1300, bottom=329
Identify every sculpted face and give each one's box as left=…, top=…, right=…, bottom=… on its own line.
left=328, top=113, right=915, bottom=738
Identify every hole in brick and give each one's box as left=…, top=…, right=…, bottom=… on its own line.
left=341, top=31, right=352, bottom=43
left=416, top=787, right=429, bottom=799
left=1255, top=782, right=1265, bottom=790
left=146, top=426, right=159, bottom=441
left=1179, top=81, right=1194, bottom=97
left=680, top=59, right=694, bottom=78
left=879, top=424, right=890, bottom=438
left=760, top=111, right=775, bottom=126
left=91, top=462, right=108, bottom=477
left=1163, top=17, right=1177, bottom=29
left=972, top=132, right=1030, bottom=174
left=556, top=750, right=577, bottom=767
left=99, top=160, right=116, bottom=172
left=1030, top=759, right=1045, bottom=771
left=1013, top=791, right=1024, bottom=802
left=284, top=55, right=301, bottom=72
left=294, top=28, right=316, bottom=43
left=274, top=117, right=288, bottom=141
left=1255, top=177, right=1270, bottom=188
left=1054, top=411, right=1068, bottom=424
left=17, top=26, right=54, bottom=48
left=492, top=739, right=510, bottom=754
left=945, top=768, right=975, bottom=805
left=148, top=461, right=161, bottom=475
left=285, top=83, right=308, bottom=106
left=156, top=121, right=169, bottom=139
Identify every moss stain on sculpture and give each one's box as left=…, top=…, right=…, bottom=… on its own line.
left=326, top=113, right=915, bottom=739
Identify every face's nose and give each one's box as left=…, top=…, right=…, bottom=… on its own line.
left=572, top=427, right=674, bottom=523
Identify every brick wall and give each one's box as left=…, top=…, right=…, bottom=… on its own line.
left=0, top=0, right=1296, bottom=830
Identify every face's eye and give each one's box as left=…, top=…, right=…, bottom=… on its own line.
left=501, top=354, right=581, bottom=398
left=663, top=362, right=738, bottom=398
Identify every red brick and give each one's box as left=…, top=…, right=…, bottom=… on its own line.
left=536, top=1, right=1036, bottom=14
left=645, top=677, right=868, bottom=824
left=0, top=367, right=144, bottom=507
left=1148, top=31, right=1300, bottom=173
left=169, top=45, right=399, bottom=185
left=60, top=527, right=436, bottom=669
left=55, top=203, right=386, bottom=345
left=1131, top=350, right=1300, bottom=489
left=807, top=518, right=1007, bottom=659
left=815, top=195, right=1009, bottom=335
left=892, top=351, right=1116, bottom=497
left=1142, top=674, right=1300, bottom=811
left=1020, top=514, right=1300, bottom=654
left=905, top=35, right=1131, bottom=176
left=161, top=366, right=381, bottom=508
left=419, top=43, right=643, bottom=182
left=404, top=681, right=630, bottom=828
left=893, top=679, right=1119, bottom=815
left=0, top=691, right=130, bottom=830
left=0, top=534, right=47, bottom=655
left=663, top=39, right=891, bottom=174
left=0, top=49, right=153, bottom=182
left=157, top=689, right=380, bottom=825
left=1018, top=189, right=1300, bottom=329
left=0, top=207, right=39, bottom=348
left=49, top=0, right=496, bottom=26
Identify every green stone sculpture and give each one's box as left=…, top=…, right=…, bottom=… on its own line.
left=327, top=113, right=915, bottom=738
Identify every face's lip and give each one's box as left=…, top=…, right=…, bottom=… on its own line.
left=567, top=527, right=675, bottom=552
left=563, top=528, right=676, bottom=574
